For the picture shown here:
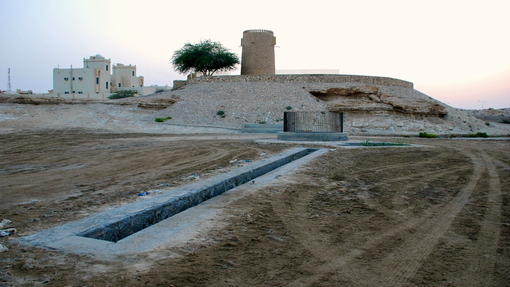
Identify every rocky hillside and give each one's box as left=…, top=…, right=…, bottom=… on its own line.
left=156, top=81, right=510, bottom=136
left=468, top=108, right=510, bottom=124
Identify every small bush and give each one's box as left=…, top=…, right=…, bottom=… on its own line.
left=502, top=118, right=510, bottom=124
left=285, top=106, right=292, bottom=110
left=419, top=132, right=438, bottom=138
left=108, top=89, right=137, bottom=99
left=216, top=110, right=225, bottom=118
left=258, top=121, right=267, bottom=124
left=155, top=116, right=172, bottom=122
left=466, top=132, right=490, bottom=138
left=485, top=122, right=491, bottom=126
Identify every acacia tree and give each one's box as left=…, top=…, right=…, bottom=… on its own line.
left=171, top=39, right=239, bottom=76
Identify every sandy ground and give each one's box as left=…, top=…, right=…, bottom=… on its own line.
left=0, top=131, right=509, bottom=286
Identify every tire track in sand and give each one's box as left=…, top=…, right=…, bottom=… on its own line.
left=281, top=149, right=485, bottom=286
left=455, top=150, right=502, bottom=286
left=372, top=149, right=486, bottom=286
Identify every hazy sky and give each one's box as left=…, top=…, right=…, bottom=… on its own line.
left=0, top=0, right=508, bottom=109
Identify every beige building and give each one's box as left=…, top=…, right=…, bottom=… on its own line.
left=111, top=63, right=144, bottom=90
left=53, top=55, right=154, bottom=99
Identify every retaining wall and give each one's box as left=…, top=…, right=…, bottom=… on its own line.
left=178, top=74, right=414, bottom=89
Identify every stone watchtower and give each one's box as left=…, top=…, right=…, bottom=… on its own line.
left=241, top=29, right=276, bottom=75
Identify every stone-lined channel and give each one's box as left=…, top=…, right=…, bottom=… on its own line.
left=78, top=148, right=317, bottom=242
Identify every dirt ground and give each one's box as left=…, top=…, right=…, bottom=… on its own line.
left=0, top=132, right=509, bottom=286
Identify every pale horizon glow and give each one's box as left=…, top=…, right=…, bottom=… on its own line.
left=0, top=0, right=508, bottom=109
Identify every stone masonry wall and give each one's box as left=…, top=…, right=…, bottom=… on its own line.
left=184, top=74, right=414, bottom=89
left=172, top=80, right=187, bottom=91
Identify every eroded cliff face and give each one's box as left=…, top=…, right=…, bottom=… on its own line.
left=309, top=86, right=448, bottom=117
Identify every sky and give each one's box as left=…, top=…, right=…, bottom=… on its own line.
left=0, top=0, right=508, bottom=109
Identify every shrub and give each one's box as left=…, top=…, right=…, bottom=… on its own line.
left=285, top=106, right=292, bottom=110
left=361, top=139, right=372, bottom=146
left=165, top=116, right=172, bottom=120
left=419, top=132, right=438, bottom=138
left=108, top=89, right=137, bottom=99
left=466, top=132, right=490, bottom=138
left=216, top=110, right=225, bottom=118
left=258, top=121, right=267, bottom=124
left=155, top=118, right=165, bottom=122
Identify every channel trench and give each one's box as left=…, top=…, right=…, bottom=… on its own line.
left=80, top=147, right=317, bottom=242
left=19, top=148, right=320, bottom=253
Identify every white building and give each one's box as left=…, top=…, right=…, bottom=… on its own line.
left=53, top=55, right=155, bottom=99
left=111, top=63, right=144, bottom=90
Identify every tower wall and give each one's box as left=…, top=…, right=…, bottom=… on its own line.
left=241, top=29, right=276, bottom=75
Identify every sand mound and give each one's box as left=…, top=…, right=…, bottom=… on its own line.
left=159, top=81, right=510, bottom=136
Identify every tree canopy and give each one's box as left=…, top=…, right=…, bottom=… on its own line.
left=171, top=39, right=239, bottom=76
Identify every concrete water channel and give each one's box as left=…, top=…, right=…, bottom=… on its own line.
left=18, top=147, right=328, bottom=257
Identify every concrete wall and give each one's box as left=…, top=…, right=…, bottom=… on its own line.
left=185, top=74, right=414, bottom=89
left=115, top=86, right=156, bottom=96
left=51, top=92, right=108, bottom=100
left=241, top=29, right=276, bottom=75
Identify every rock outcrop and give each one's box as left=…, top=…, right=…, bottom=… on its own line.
left=309, top=86, right=448, bottom=117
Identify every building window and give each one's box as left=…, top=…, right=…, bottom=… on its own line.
left=64, top=91, right=69, bottom=94
left=64, top=77, right=69, bottom=81
left=132, top=71, right=134, bottom=76
left=72, top=77, right=75, bottom=81
left=72, top=91, right=75, bottom=93
left=106, top=65, right=108, bottom=71
left=78, top=77, right=83, bottom=80
left=78, top=91, right=83, bottom=94
left=106, top=82, right=109, bottom=89
left=96, top=77, right=99, bottom=84
left=118, top=83, right=121, bottom=87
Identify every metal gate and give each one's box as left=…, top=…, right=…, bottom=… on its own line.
left=283, top=111, right=343, bottom=133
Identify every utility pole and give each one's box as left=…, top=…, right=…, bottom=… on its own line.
left=70, top=65, right=73, bottom=94
left=479, top=100, right=487, bottom=109
left=7, top=68, right=11, bottom=91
